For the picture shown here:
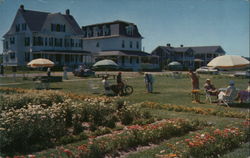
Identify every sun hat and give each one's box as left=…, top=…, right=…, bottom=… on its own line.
left=229, top=80, right=234, bottom=85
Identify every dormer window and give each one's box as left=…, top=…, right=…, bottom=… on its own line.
left=87, top=28, right=93, bottom=37
left=51, top=24, right=66, bottom=32
left=103, top=25, right=110, bottom=36
left=10, top=37, right=15, bottom=44
left=22, top=23, right=27, bottom=31
left=15, top=24, right=20, bottom=32
left=126, top=25, right=134, bottom=36
left=95, top=27, right=102, bottom=36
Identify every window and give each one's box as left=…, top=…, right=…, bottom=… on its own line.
left=10, top=52, right=15, bottom=59
left=130, top=57, right=133, bottom=64
left=130, top=41, right=133, bottom=48
left=45, top=37, right=47, bottom=46
left=96, top=42, right=99, bottom=47
left=25, top=52, right=30, bottom=62
left=96, top=27, right=102, bottom=36
left=136, top=41, right=139, bottom=49
left=33, top=36, right=43, bottom=46
left=122, top=40, right=125, bottom=48
left=10, top=37, right=15, bottom=44
left=51, top=24, right=66, bottom=32
left=24, top=37, right=30, bottom=46
left=70, top=39, right=74, bottom=47
left=15, top=24, right=20, bottom=32
left=80, top=39, right=83, bottom=48
left=63, top=25, right=66, bottom=32
left=136, top=57, right=139, bottom=63
left=103, top=25, right=110, bottom=36
left=59, top=38, right=63, bottom=47
left=22, top=23, right=27, bottom=31
left=87, top=28, right=93, bottom=37
left=56, top=24, right=60, bottom=32
left=49, top=37, right=53, bottom=46
left=126, top=25, right=134, bottom=36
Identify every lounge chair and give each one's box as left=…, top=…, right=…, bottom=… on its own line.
left=218, top=88, right=238, bottom=107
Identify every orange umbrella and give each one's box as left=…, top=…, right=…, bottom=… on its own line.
left=27, top=58, right=54, bottom=68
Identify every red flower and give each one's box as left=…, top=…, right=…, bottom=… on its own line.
left=63, top=149, right=73, bottom=157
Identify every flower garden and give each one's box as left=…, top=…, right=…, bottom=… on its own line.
left=0, top=74, right=249, bottom=158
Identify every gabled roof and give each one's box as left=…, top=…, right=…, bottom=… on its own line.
left=154, top=45, right=225, bottom=54
left=4, top=6, right=83, bottom=36
left=83, top=20, right=134, bottom=27
left=189, top=46, right=225, bottom=54
left=21, top=9, right=49, bottom=32
left=157, top=46, right=191, bottom=53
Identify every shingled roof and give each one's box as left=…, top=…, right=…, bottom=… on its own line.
left=155, top=45, right=225, bottom=54
left=4, top=5, right=83, bottom=36
left=82, top=20, right=142, bottom=38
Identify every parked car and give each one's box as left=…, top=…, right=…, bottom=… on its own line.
left=196, top=66, right=219, bottom=75
left=234, top=69, right=250, bottom=78
left=73, top=67, right=95, bottom=77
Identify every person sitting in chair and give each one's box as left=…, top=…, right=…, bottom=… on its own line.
left=237, top=81, right=250, bottom=103
left=204, top=79, right=218, bottom=96
left=218, top=80, right=237, bottom=105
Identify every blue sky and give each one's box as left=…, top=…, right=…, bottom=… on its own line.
left=0, top=0, right=249, bottom=57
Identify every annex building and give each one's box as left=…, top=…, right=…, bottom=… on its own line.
left=151, top=44, right=226, bottom=70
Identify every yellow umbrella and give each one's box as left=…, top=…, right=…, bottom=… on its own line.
left=207, top=55, right=250, bottom=69
left=27, top=58, right=54, bottom=68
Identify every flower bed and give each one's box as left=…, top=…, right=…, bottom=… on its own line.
left=0, top=87, right=115, bottom=104
left=139, top=101, right=247, bottom=119
left=156, top=120, right=250, bottom=158
left=47, top=119, right=206, bottom=158
left=0, top=91, right=65, bottom=110
left=0, top=95, right=150, bottom=155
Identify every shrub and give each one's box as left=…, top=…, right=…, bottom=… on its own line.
left=0, top=103, right=67, bottom=153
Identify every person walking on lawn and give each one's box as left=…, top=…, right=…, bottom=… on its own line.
left=188, top=70, right=199, bottom=90
left=117, top=72, right=124, bottom=96
left=144, top=73, right=154, bottom=93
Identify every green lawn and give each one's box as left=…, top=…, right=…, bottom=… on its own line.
left=0, top=73, right=249, bottom=157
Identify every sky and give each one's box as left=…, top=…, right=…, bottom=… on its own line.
left=0, top=0, right=249, bottom=57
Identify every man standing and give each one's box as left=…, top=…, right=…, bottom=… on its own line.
left=144, top=73, right=153, bottom=93
left=47, top=67, right=51, bottom=77
left=117, top=72, right=124, bottom=95
left=188, top=70, right=199, bottom=90
left=63, top=65, right=68, bottom=80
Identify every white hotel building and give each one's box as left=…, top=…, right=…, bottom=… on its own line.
left=2, top=5, right=159, bottom=71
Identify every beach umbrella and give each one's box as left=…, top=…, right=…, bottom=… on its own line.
left=93, top=59, right=118, bottom=67
left=168, top=61, right=183, bottom=70
left=168, top=61, right=182, bottom=66
left=27, top=58, right=54, bottom=68
left=207, top=55, right=249, bottom=69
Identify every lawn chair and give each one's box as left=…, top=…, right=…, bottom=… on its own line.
left=204, top=89, right=212, bottom=103
left=219, top=88, right=238, bottom=107
left=204, top=90, right=218, bottom=103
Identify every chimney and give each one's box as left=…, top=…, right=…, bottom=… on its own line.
left=180, top=44, right=183, bottom=47
left=66, top=9, right=70, bottom=15
left=20, top=5, right=24, bottom=11
left=166, top=43, right=171, bottom=47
